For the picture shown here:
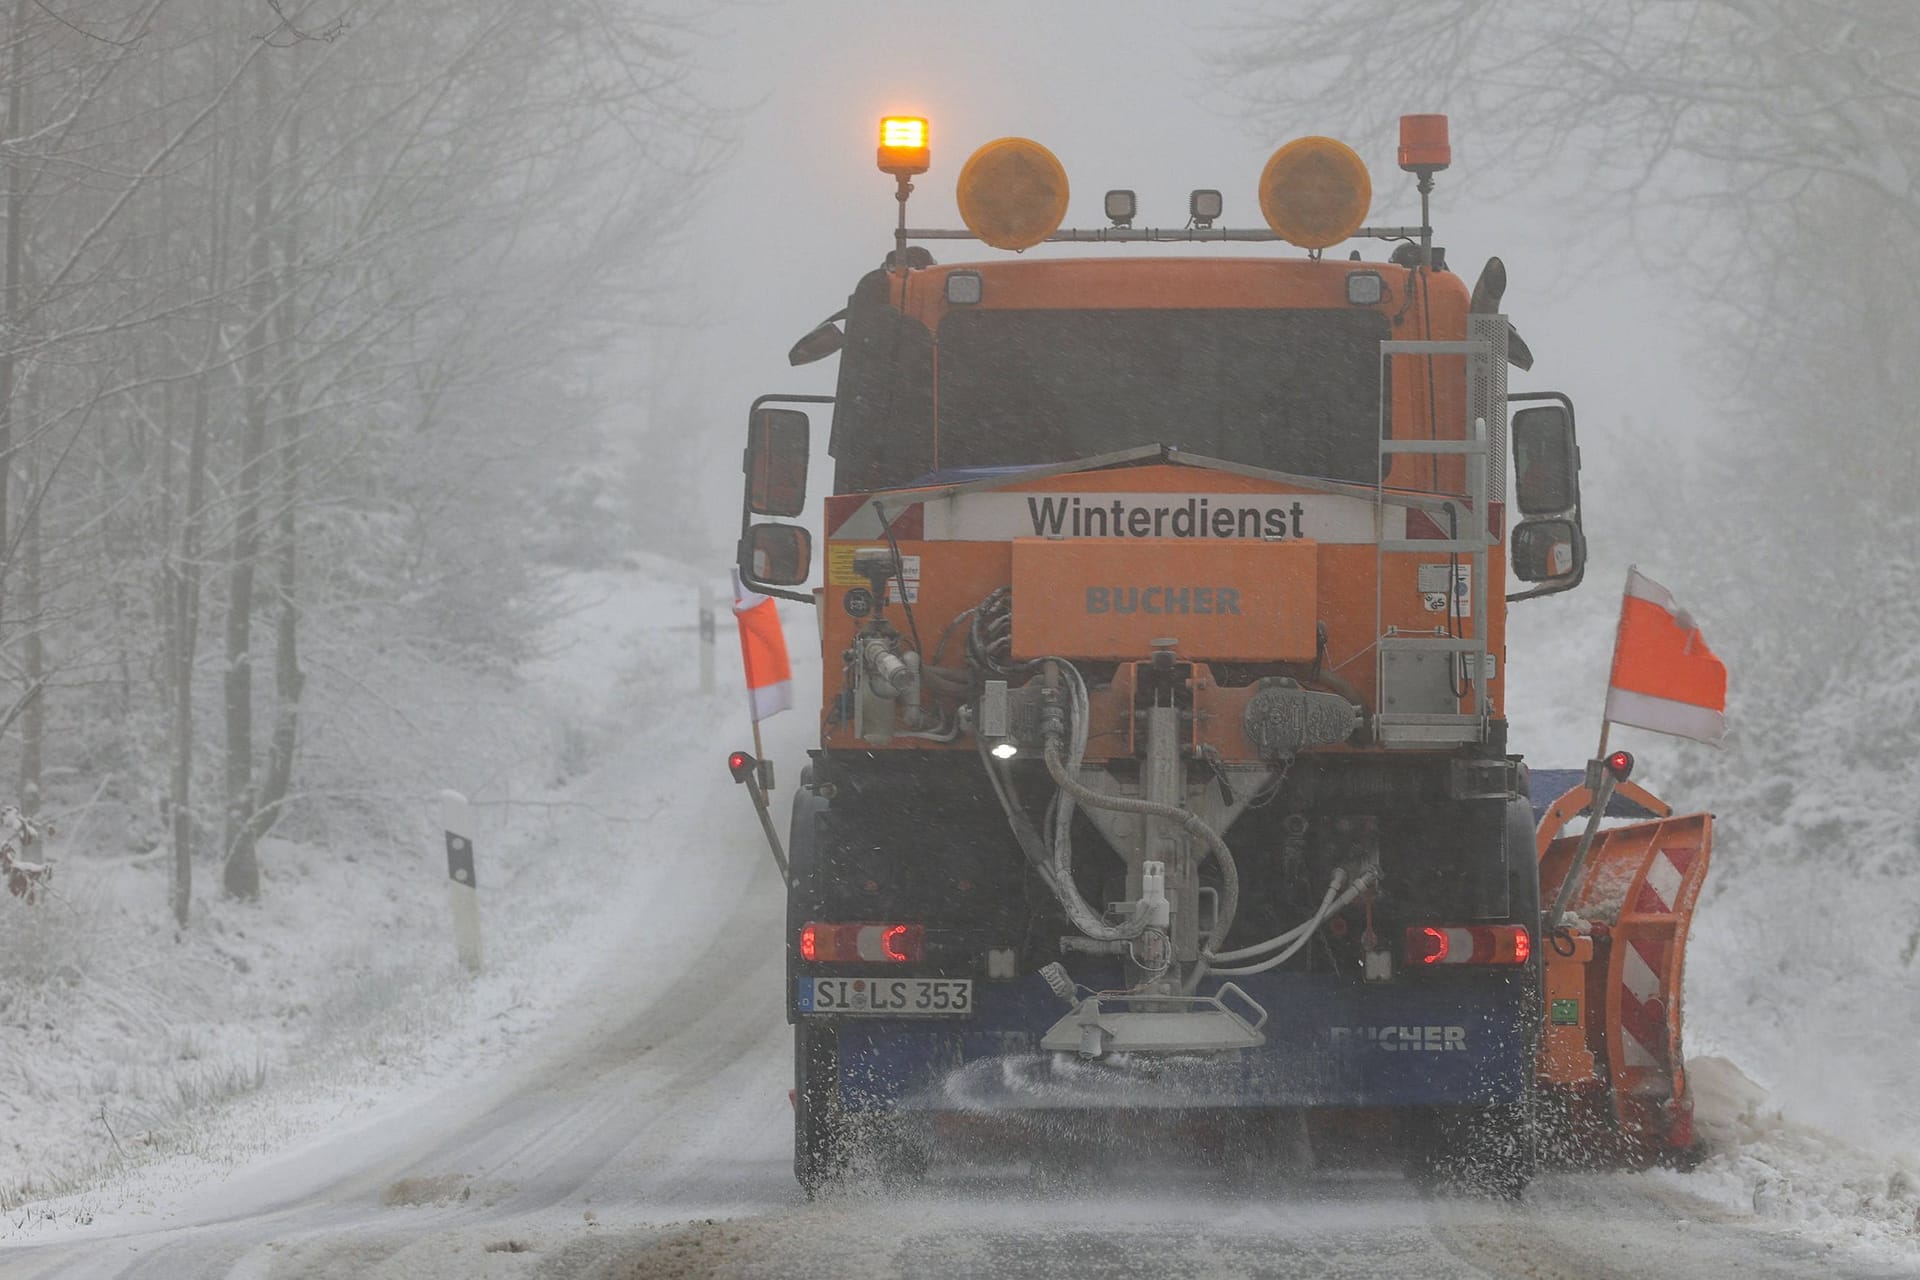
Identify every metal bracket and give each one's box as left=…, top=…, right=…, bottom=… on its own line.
left=1040, top=987, right=1268, bottom=1057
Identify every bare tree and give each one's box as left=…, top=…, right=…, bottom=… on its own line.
left=1220, top=1, right=1920, bottom=226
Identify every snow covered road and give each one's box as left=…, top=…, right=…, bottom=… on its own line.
left=5, top=826, right=1906, bottom=1280
left=3, top=843, right=1906, bottom=1280
left=0, top=574, right=1912, bottom=1279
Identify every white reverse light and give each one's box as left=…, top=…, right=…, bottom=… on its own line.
left=990, top=741, right=1019, bottom=760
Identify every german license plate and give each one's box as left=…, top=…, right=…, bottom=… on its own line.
left=798, top=976, right=973, bottom=1016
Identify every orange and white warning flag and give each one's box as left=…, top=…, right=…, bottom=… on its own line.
left=732, top=568, right=792, bottom=723
left=1603, top=567, right=1727, bottom=745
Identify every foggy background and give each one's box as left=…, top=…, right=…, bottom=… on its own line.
left=1, top=0, right=1913, bottom=1224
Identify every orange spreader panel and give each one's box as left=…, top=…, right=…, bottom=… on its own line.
left=1010, top=537, right=1318, bottom=662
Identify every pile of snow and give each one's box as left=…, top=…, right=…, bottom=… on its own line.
left=1669, top=1057, right=1920, bottom=1256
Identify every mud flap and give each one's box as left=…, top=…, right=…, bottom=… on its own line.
left=1536, top=784, right=1713, bottom=1159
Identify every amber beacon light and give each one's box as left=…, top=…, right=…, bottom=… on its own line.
left=877, top=116, right=930, bottom=176
left=1398, top=113, right=1451, bottom=175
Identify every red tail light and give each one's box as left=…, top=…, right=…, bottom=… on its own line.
left=1405, top=924, right=1532, bottom=966
left=797, top=922, right=925, bottom=963
left=1411, top=926, right=1450, bottom=965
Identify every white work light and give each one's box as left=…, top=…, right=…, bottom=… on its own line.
left=1346, top=271, right=1385, bottom=305
left=946, top=271, right=983, bottom=305
left=1189, top=189, right=1223, bottom=227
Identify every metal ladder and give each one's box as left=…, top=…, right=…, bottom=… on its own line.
left=1370, top=315, right=1507, bottom=747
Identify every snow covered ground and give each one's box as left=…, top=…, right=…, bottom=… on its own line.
left=0, top=555, right=771, bottom=1233
left=0, top=555, right=1913, bottom=1276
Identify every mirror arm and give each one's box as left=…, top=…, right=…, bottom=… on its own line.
left=1508, top=572, right=1581, bottom=603
left=1506, top=389, right=1575, bottom=415
left=751, top=583, right=815, bottom=605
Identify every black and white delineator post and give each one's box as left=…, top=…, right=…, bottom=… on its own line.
left=438, top=789, right=482, bottom=973
left=698, top=582, right=717, bottom=694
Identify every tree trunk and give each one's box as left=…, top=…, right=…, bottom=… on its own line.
left=18, top=388, right=40, bottom=813
left=221, top=53, right=275, bottom=901
left=244, top=110, right=303, bottom=863
left=0, top=0, right=31, bottom=723
left=169, top=363, right=211, bottom=928
left=170, top=127, right=234, bottom=929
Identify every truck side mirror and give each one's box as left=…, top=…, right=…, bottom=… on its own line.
left=745, top=408, right=810, bottom=518
left=1507, top=396, right=1586, bottom=600
left=1511, top=518, right=1582, bottom=584
left=741, top=523, right=812, bottom=587
left=1511, top=404, right=1579, bottom=515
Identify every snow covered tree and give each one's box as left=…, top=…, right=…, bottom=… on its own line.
left=0, top=0, right=713, bottom=921
left=1221, top=0, right=1920, bottom=863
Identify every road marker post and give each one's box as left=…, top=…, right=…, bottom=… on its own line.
left=699, top=581, right=717, bottom=694
left=438, top=789, right=482, bottom=973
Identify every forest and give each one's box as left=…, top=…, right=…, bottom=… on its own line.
left=0, top=0, right=705, bottom=925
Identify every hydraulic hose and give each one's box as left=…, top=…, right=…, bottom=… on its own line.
left=1201, top=870, right=1376, bottom=978
left=973, top=647, right=1242, bottom=955
left=1041, top=739, right=1241, bottom=954
left=975, top=729, right=1152, bottom=942
left=1205, top=870, right=1344, bottom=964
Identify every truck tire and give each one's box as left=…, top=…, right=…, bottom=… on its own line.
left=1405, top=1096, right=1538, bottom=1199
left=794, top=1021, right=844, bottom=1196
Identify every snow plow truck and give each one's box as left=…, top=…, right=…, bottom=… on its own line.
left=730, top=114, right=1714, bottom=1197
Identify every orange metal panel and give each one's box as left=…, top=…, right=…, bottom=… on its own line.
left=1010, top=537, right=1318, bottom=662
left=1539, top=933, right=1599, bottom=1086
left=1535, top=812, right=1712, bottom=1150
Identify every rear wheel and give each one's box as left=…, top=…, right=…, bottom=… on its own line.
left=794, top=1022, right=844, bottom=1196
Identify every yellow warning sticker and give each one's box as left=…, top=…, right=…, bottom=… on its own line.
left=827, top=545, right=919, bottom=601
left=827, top=544, right=873, bottom=587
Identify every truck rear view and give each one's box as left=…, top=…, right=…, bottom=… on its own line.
left=732, top=115, right=1690, bottom=1198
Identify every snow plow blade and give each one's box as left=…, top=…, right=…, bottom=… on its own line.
left=1533, top=774, right=1713, bottom=1163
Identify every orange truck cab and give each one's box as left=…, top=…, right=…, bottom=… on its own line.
left=736, top=118, right=1609, bottom=1197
